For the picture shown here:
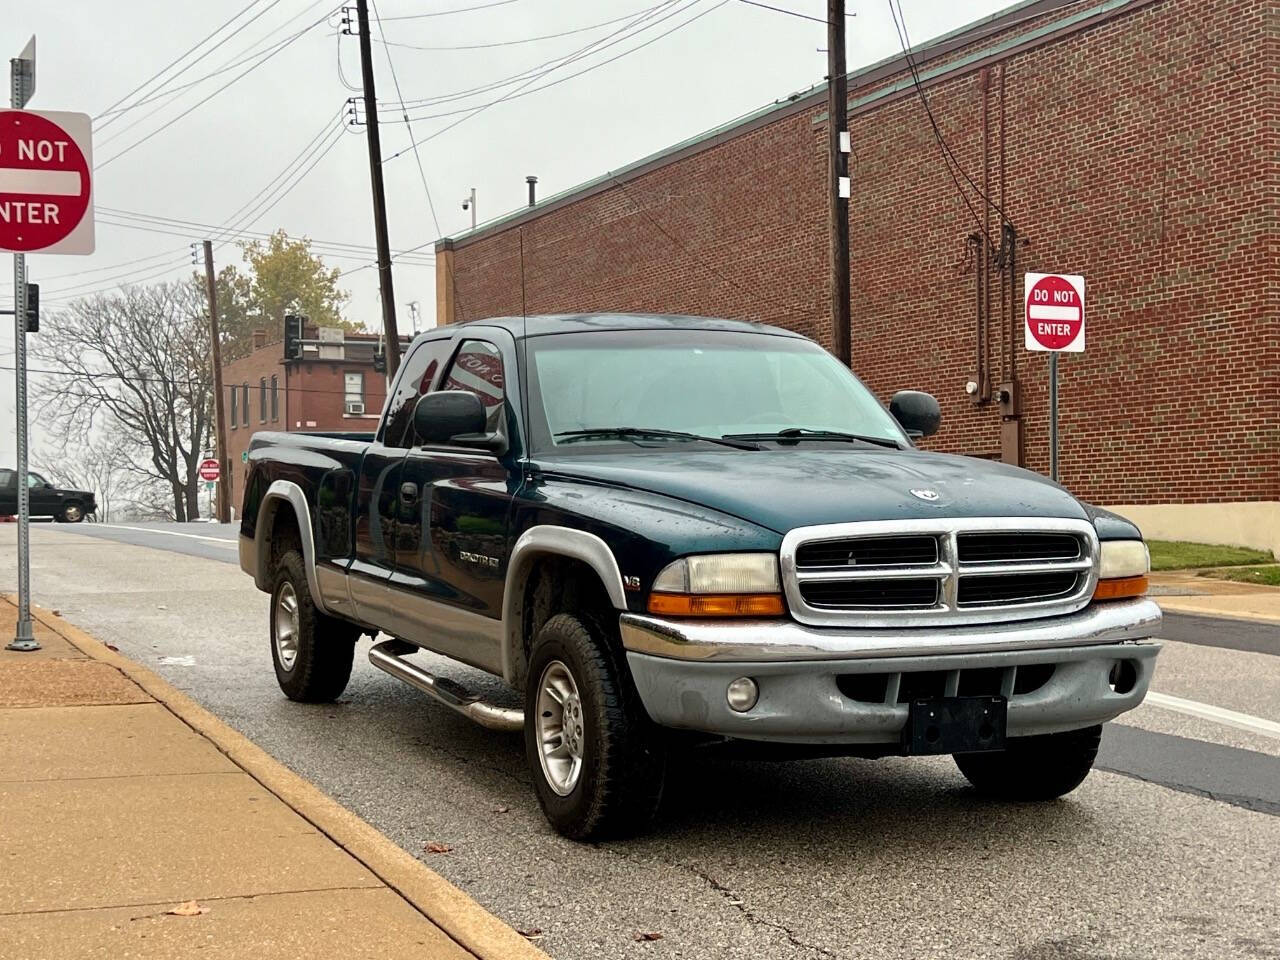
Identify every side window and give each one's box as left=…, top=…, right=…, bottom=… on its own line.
left=0, top=468, right=14, bottom=488
left=442, top=340, right=506, bottom=434
left=381, top=338, right=453, bottom=448
left=27, top=473, right=45, bottom=489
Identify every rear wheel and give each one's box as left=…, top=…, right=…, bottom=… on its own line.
left=954, top=724, right=1102, bottom=801
left=59, top=502, right=84, bottom=523
left=524, top=613, right=665, bottom=840
left=269, top=549, right=358, bottom=702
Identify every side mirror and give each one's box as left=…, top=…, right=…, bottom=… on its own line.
left=889, top=390, right=941, bottom=438
left=413, top=390, right=506, bottom=454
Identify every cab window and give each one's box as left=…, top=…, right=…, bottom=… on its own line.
left=27, top=473, right=46, bottom=489
left=380, top=337, right=454, bottom=448
left=441, top=340, right=506, bottom=434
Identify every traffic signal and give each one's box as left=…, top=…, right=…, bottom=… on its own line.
left=372, top=350, right=386, bottom=374
left=283, top=314, right=303, bottom=359
left=24, top=283, right=37, bottom=333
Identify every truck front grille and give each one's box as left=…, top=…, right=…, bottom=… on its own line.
left=781, top=518, right=1099, bottom=627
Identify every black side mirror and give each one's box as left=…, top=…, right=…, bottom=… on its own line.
left=413, top=390, right=506, bottom=454
left=889, top=390, right=941, bottom=438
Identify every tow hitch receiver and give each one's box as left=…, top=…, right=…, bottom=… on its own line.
left=904, top=696, right=1007, bottom=755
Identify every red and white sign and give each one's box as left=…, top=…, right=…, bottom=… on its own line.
left=1025, top=272, right=1085, bottom=352
left=0, top=109, right=94, bottom=255
left=198, top=459, right=221, bottom=483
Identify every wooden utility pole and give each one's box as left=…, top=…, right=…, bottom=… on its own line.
left=354, top=0, right=401, bottom=378
left=202, top=240, right=230, bottom=523
left=827, top=0, right=851, bottom=367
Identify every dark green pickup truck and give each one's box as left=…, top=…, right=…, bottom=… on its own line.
left=239, top=314, right=1160, bottom=839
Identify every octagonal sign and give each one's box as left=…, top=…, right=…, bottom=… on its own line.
left=0, top=109, right=94, bottom=255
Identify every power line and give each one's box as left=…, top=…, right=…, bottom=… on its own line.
left=97, top=5, right=339, bottom=168
left=93, top=0, right=268, bottom=122
left=734, top=0, right=849, bottom=25
left=385, top=0, right=722, bottom=160
left=368, top=4, right=663, bottom=50
left=376, top=0, right=523, bottom=20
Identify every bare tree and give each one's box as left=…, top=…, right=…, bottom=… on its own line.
left=35, top=426, right=162, bottom=523
left=33, top=281, right=213, bottom=522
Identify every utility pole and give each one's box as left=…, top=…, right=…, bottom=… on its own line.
left=827, top=0, right=851, bottom=367
left=202, top=241, right=230, bottom=523
left=8, top=37, right=38, bottom=652
left=353, top=0, right=401, bottom=378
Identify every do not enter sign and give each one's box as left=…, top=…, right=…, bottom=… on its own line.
left=1024, top=273, right=1085, bottom=352
left=0, top=109, right=94, bottom=255
left=198, top=459, right=221, bottom=483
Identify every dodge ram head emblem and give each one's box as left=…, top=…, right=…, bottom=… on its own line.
left=910, top=488, right=940, bottom=502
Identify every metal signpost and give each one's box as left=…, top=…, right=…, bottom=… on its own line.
left=3, top=38, right=96, bottom=651
left=1024, top=273, right=1086, bottom=483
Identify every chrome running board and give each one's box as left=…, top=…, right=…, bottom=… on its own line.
left=368, top=640, right=524, bottom=732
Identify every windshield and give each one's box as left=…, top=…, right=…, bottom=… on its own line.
left=524, top=329, right=908, bottom=453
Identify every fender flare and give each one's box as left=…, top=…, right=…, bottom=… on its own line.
left=253, top=479, right=330, bottom=615
left=501, top=525, right=627, bottom=685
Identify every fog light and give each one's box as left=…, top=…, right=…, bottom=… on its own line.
left=726, top=677, right=759, bottom=712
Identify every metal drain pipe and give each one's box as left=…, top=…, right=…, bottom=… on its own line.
left=368, top=640, right=524, bottom=732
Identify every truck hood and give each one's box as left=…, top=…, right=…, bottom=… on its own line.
left=535, top=449, right=1088, bottom=534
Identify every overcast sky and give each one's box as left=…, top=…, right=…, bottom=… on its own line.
left=1, top=0, right=1014, bottom=468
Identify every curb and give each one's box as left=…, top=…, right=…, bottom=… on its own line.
left=8, top=597, right=549, bottom=960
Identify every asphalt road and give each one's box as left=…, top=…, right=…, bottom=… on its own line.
left=5, top=523, right=1279, bottom=959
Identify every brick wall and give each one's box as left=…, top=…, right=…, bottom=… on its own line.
left=442, top=0, right=1278, bottom=506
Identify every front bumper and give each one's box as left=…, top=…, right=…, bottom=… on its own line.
left=621, top=598, right=1162, bottom=745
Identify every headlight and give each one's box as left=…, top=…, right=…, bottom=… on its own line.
left=649, top=553, right=784, bottom=617
left=1094, top=540, right=1149, bottom=601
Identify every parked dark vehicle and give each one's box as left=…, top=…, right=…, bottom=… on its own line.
left=239, top=314, right=1161, bottom=839
left=0, top=468, right=96, bottom=522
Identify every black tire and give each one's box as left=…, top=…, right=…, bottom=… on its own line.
left=524, top=613, right=666, bottom=841
left=954, top=724, right=1102, bottom=801
left=58, top=502, right=85, bottom=523
left=269, top=549, right=358, bottom=702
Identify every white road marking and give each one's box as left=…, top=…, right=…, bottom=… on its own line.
left=91, top=524, right=237, bottom=547
left=1146, top=691, right=1280, bottom=741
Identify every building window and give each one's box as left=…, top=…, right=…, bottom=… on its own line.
left=229, top=385, right=238, bottom=429
left=344, top=371, right=364, bottom=415
left=259, top=378, right=267, bottom=423
left=241, top=384, right=249, bottom=426
left=270, top=375, right=279, bottom=422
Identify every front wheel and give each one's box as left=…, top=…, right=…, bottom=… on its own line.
left=59, top=502, right=84, bottom=523
left=524, top=613, right=666, bottom=841
left=269, top=549, right=358, bottom=702
left=954, top=724, right=1102, bottom=801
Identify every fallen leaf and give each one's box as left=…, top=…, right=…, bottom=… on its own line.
left=156, top=605, right=167, bottom=610
left=493, top=805, right=510, bottom=814
left=166, top=900, right=208, bottom=917
left=517, top=927, right=543, bottom=941
left=51, top=609, right=61, bottom=616
left=634, top=931, right=664, bottom=942
left=424, top=842, right=453, bottom=854
left=104, top=643, right=119, bottom=652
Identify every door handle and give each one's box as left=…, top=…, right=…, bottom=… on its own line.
left=399, top=482, right=418, bottom=504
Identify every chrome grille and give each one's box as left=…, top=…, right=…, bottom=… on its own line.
left=781, top=518, right=1099, bottom=627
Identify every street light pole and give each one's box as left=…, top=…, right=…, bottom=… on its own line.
left=202, top=241, right=230, bottom=522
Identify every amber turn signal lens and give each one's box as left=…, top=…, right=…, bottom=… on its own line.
left=647, top=592, right=785, bottom=617
left=1092, top=576, right=1148, bottom=601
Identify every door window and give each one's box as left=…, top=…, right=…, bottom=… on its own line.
left=441, top=340, right=506, bottom=434
left=27, top=473, right=46, bottom=489
left=380, top=337, right=454, bottom=448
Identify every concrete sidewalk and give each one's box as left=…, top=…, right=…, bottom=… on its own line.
left=0, top=598, right=548, bottom=960
left=1149, top=571, right=1280, bottom=624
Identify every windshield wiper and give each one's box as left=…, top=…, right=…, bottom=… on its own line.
left=723, top=428, right=903, bottom=449
left=555, top=427, right=762, bottom=451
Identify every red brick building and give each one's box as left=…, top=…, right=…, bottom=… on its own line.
left=434, top=0, right=1279, bottom=555
left=221, top=323, right=405, bottom=510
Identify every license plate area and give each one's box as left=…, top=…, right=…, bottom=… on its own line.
left=903, top=695, right=1006, bottom=755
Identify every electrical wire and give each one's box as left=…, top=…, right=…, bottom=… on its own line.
left=376, top=0, right=523, bottom=20
left=93, top=0, right=269, bottom=122
left=97, top=4, right=340, bottom=168
left=369, top=4, right=665, bottom=51
left=734, top=0, right=842, bottom=25
left=385, top=0, right=721, bottom=160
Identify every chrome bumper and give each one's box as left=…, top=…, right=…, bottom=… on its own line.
left=620, top=599, right=1162, bottom=744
